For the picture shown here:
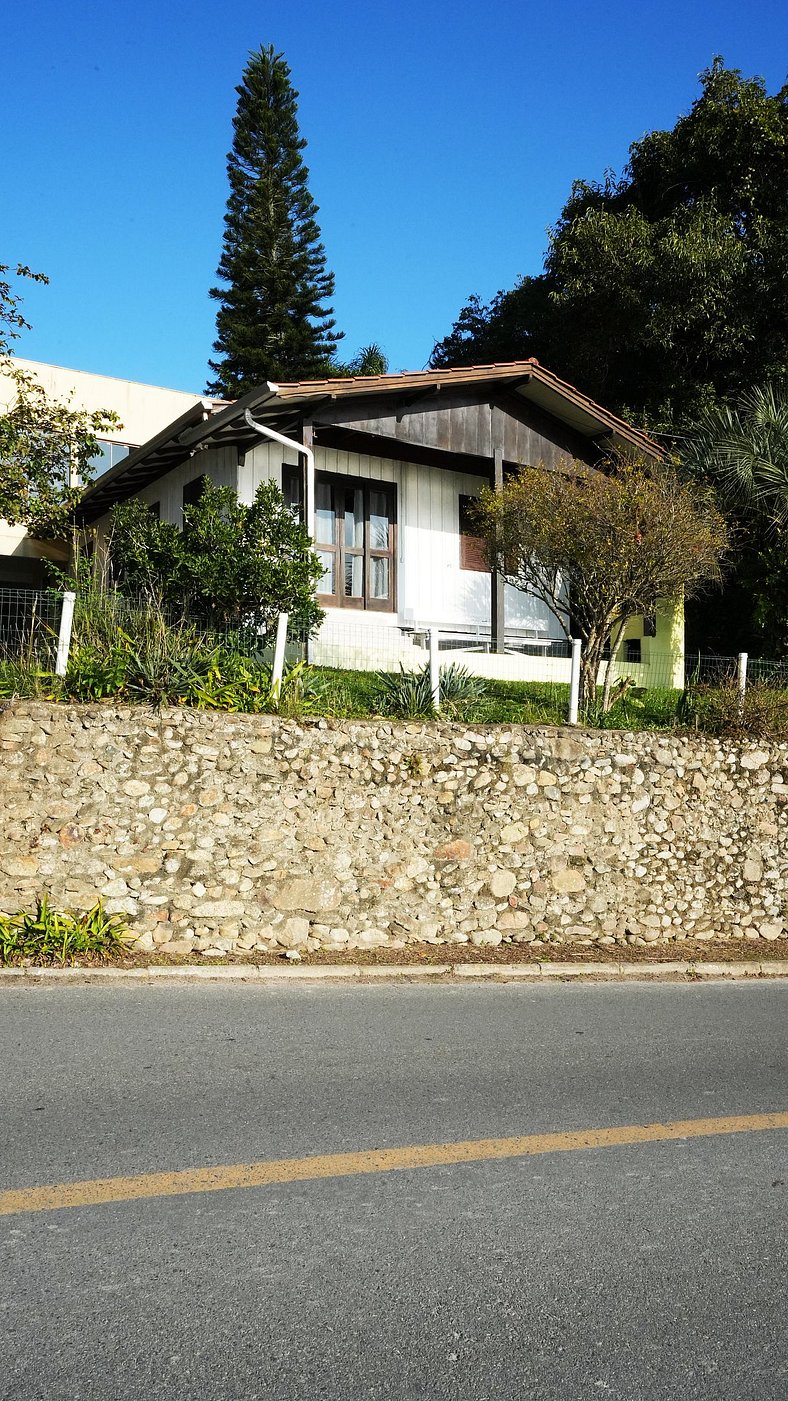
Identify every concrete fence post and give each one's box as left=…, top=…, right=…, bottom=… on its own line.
left=55, top=591, right=76, bottom=678
left=429, top=627, right=441, bottom=714
left=737, top=651, right=748, bottom=701
left=271, top=612, right=289, bottom=702
left=568, top=638, right=582, bottom=726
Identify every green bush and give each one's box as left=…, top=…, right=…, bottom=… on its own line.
left=66, top=644, right=128, bottom=701
left=0, top=897, right=130, bottom=966
left=106, top=480, right=324, bottom=637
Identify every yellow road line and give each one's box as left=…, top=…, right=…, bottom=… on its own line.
left=2, top=1112, right=787, bottom=1218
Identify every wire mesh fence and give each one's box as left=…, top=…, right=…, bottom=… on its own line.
left=289, top=620, right=576, bottom=685
left=0, top=588, right=63, bottom=668
left=744, top=656, right=788, bottom=687
left=4, top=581, right=788, bottom=730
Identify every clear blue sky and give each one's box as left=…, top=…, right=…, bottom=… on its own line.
left=5, top=0, right=787, bottom=393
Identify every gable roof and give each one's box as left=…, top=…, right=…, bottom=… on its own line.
left=79, top=359, right=663, bottom=521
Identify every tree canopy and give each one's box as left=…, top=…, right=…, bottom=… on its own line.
left=476, top=457, right=727, bottom=710
left=431, top=60, right=788, bottom=433
left=207, top=46, right=342, bottom=397
left=331, top=342, right=389, bottom=378
left=0, top=264, right=118, bottom=539
left=683, top=382, right=788, bottom=655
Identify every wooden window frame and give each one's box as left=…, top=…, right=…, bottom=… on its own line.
left=459, top=494, right=488, bottom=573
left=282, top=465, right=397, bottom=612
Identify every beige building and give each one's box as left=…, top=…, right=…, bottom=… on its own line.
left=0, top=359, right=200, bottom=585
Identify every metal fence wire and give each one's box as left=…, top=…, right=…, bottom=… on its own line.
left=4, top=584, right=788, bottom=713
left=0, top=587, right=62, bottom=667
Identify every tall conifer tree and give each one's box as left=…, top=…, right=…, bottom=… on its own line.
left=207, top=46, right=341, bottom=396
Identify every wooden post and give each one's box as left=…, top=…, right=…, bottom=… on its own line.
left=491, top=446, right=505, bottom=654
left=301, top=420, right=314, bottom=541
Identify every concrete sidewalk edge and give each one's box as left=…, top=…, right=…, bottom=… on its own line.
left=1, top=959, right=787, bottom=986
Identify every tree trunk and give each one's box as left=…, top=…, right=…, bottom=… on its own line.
left=601, top=619, right=628, bottom=714
left=579, top=636, right=605, bottom=714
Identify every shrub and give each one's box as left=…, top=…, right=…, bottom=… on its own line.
left=691, top=681, right=788, bottom=740
left=65, top=644, right=128, bottom=701
left=106, top=480, right=325, bottom=637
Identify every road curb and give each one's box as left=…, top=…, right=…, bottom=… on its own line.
left=1, top=959, right=787, bottom=987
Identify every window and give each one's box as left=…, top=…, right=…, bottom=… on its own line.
left=182, top=475, right=206, bottom=513
left=625, top=638, right=642, bottom=664
left=282, top=463, right=304, bottom=519
left=283, top=466, right=396, bottom=610
left=87, top=440, right=134, bottom=476
left=643, top=613, right=657, bottom=638
left=459, top=495, right=488, bottom=572
left=148, top=501, right=160, bottom=520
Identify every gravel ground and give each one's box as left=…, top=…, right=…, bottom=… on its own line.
left=8, top=936, right=787, bottom=971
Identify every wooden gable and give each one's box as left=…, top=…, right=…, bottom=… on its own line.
left=308, top=387, right=600, bottom=478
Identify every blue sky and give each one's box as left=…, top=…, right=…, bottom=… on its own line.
left=5, top=1, right=787, bottom=392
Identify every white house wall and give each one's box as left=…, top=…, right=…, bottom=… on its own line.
left=93, top=447, right=239, bottom=541
left=238, top=441, right=559, bottom=638
left=0, top=359, right=201, bottom=583
left=92, top=438, right=560, bottom=658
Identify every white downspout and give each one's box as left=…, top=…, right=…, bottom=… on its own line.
left=243, top=408, right=315, bottom=542
left=243, top=407, right=316, bottom=661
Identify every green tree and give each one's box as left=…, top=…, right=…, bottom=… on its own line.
left=0, top=264, right=118, bottom=539
left=106, top=479, right=324, bottom=637
left=476, top=457, right=727, bottom=711
left=689, top=383, right=788, bottom=525
left=207, top=45, right=342, bottom=397
left=684, top=383, right=788, bottom=654
left=330, top=342, right=389, bottom=377
left=432, top=60, right=788, bottom=432
left=0, top=262, right=49, bottom=357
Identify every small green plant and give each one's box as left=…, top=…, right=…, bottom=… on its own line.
left=66, top=644, right=128, bottom=701
left=404, top=751, right=428, bottom=779
left=0, top=896, right=130, bottom=965
left=376, top=665, right=436, bottom=718
left=0, top=660, right=61, bottom=701
left=271, top=661, right=332, bottom=718
left=437, top=662, right=487, bottom=709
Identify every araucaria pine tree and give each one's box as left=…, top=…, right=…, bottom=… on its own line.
left=207, top=46, right=342, bottom=396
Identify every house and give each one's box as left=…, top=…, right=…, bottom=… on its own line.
left=0, top=359, right=201, bottom=587
left=77, top=359, right=682, bottom=686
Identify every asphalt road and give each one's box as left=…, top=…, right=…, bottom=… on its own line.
left=1, top=980, right=786, bottom=1400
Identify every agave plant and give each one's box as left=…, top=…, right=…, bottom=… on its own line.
left=375, top=662, right=487, bottom=718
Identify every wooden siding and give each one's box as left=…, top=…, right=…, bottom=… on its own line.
left=238, top=442, right=558, bottom=637
left=93, top=446, right=239, bottom=539
left=311, top=392, right=596, bottom=471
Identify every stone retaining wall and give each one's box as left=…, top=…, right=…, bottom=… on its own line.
left=1, top=703, right=786, bottom=957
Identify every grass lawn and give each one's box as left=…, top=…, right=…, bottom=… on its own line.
left=310, top=667, right=686, bottom=732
